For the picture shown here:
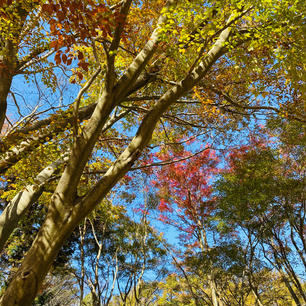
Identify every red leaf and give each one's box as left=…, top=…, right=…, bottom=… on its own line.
left=54, top=51, right=62, bottom=65
left=67, top=58, right=72, bottom=65
left=77, top=71, right=83, bottom=81
left=77, top=51, right=84, bottom=60
left=61, top=53, right=67, bottom=64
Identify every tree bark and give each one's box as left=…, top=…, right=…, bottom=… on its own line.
left=0, top=67, right=12, bottom=133
left=0, top=3, right=29, bottom=132
left=0, top=10, right=233, bottom=305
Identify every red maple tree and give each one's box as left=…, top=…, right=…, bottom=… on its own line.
left=152, top=146, right=219, bottom=244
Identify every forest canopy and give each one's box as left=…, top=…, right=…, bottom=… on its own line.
left=0, top=0, right=305, bottom=305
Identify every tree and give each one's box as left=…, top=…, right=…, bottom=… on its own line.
left=72, top=201, right=166, bottom=306
left=215, top=137, right=306, bottom=305
left=152, top=146, right=225, bottom=305
left=0, top=0, right=305, bottom=305
left=33, top=273, right=78, bottom=306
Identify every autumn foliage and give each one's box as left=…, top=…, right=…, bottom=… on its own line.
left=152, top=147, right=219, bottom=238
left=0, top=0, right=305, bottom=305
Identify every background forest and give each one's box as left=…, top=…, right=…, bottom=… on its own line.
left=0, top=0, right=305, bottom=305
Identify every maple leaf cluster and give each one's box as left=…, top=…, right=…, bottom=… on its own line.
left=43, top=0, right=113, bottom=49
left=152, top=148, right=219, bottom=232
left=40, top=0, right=121, bottom=80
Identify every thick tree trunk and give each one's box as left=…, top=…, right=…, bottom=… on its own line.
left=0, top=107, right=158, bottom=305
left=0, top=13, right=232, bottom=305
left=0, top=81, right=181, bottom=305
left=0, top=202, right=81, bottom=305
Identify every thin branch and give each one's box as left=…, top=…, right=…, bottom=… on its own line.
left=16, top=49, right=56, bottom=74
left=73, top=67, right=102, bottom=136
left=207, top=85, right=306, bottom=123
left=95, top=37, right=136, bottom=57
left=105, top=0, right=133, bottom=90
left=4, top=103, right=40, bottom=136
left=131, top=147, right=211, bottom=170
left=9, top=91, right=24, bottom=118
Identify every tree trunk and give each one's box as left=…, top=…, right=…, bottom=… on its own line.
left=0, top=3, right=28, bottom=133
left=0, top=66, right=12, bottom=132
left=0, top=12, right=233, bottom=305
left=79, top=222, right=87, bottom=306
left=91, top=291, right=101, bottom=306
left=0, top=201, right=80, bottom=305
left=210, top=277, right=220, bottom=306
left=199, top=224, right=221, bottom=306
